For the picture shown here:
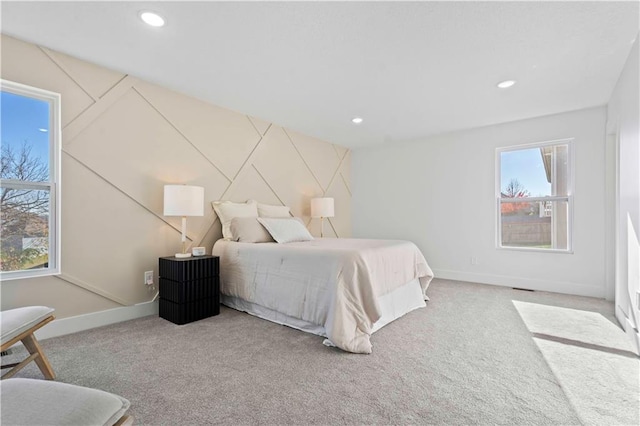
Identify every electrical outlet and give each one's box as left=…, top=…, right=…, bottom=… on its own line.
left=470, top=256, right=479, bottom=266
left=144, top=271, right=154, bottom=286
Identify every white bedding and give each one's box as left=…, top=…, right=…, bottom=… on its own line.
left=212, top=238, right=434, bottom=354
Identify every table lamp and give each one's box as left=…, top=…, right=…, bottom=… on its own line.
left=164, top=185, right=204, bottom=258
left=311, top=197, right=334, bottom=238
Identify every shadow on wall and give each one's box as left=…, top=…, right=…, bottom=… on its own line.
left=627, top=214, right=640, bottom=341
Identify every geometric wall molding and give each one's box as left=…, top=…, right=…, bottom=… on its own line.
left=54, top=272, right=130, bottom=306
left=0, top=34, right=351, bottom=318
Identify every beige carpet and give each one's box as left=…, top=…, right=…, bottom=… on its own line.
left=3, top=279, right=638, bottom=425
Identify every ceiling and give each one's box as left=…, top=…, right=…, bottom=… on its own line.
left=2, top=1, right=638, bottom=148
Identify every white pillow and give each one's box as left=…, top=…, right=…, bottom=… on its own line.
left=212, top=200, right=258, bottom=240
left=230, top=217, right=275, bottom=243
left=251, top=200, right=291, bottom=218
left=257, top=217, right=314, bottom=244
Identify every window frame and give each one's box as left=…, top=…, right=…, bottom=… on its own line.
left=495, top=138, right=575, bottom=254
left=1, top=79, right=62, bottom=280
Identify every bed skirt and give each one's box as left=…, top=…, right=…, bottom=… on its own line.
left=221, top=277, right=426, bottom=340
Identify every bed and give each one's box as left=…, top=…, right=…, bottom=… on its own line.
left=212, top=237, right=434, bottom=354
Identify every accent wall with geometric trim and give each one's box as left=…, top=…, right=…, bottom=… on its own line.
left=0, top=34, right=351, bottom=318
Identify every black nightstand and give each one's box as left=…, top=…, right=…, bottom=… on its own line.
left=158, top=255, right=220, bottom=325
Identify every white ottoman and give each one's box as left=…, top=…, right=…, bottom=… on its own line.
left=0, top=378, right=133, bottom=426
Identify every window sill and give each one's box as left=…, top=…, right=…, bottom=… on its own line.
left=0, top=268, right=61, bottom=282
left=497, top=246, right=573, bottom=254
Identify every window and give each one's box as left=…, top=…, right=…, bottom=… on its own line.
left=1, top=80, right=61, bottom=279
left=497, top=139, right=573, bottom=252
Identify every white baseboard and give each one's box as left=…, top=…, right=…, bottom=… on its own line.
left=34, top=301, right=159, bottom=341
left=432, top=269, right=606, bottom=298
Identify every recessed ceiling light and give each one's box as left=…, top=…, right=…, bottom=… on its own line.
left=497, top=80, right=516, bottom=89
left=351, top=117, right=363, bottom=124
left=38, top=128, right=48, bottom=132
left=140, top=11, right=165, bottom=27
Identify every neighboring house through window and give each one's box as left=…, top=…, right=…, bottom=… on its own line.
left=497, top=139, right=573, bottom=252
left=1, top=80, right=61, bottom=279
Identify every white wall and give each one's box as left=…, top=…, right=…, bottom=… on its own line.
left=607, top=35, right=639, bottom=346
left=353, top=107, right=608, bottom=298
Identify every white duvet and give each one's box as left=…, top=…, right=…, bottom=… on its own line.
left=212, top=238, right=434, bottom=354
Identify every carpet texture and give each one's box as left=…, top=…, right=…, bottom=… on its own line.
left=3, top=279, right=638, bottom=425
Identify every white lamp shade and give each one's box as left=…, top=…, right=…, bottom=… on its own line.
left=311, top=197, right=334, bottom=218
left=164, top=185, right=204, bottom=217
